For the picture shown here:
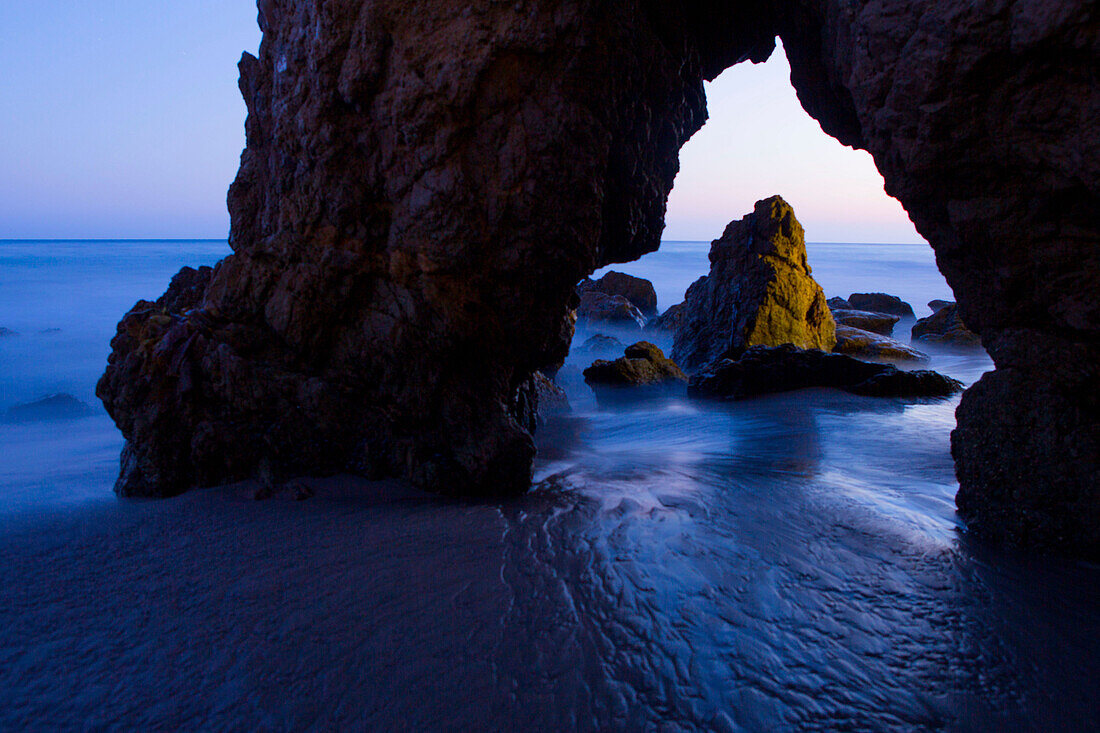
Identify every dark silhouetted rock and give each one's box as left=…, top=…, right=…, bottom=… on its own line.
left=847, top=293, right=915, bottom=318
left=5, top=394, right=95, bottom=423
left=95, top=0, right=1100, bottom=553
left=672, top=197, right=835, bottom=371
left=512, top=371, right=571, bottom=433
left=647, top=302, right=688, bottom=332
left=826, top=297, right=851, bottom=310
left=834, top=325, right=929, bottom=362
left=577, top=290, right=646, bottom=330
left=928, top=300, right=953, bottom=313
left=688, top=344, right=961, bottom=400
left=831, top=308, right=900, bottom=335
left=912, top=303, right=982, bottom=346
left=846, top=369, right=963, bottom=398
left=583, top=341, right=686, bottom=389
left=586, top=271, right=658, bottom=316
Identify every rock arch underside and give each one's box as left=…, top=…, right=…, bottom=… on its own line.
left=98, top=1, right=1099, bottom=555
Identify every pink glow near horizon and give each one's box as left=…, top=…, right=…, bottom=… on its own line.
left=664, top=41, right=923, bottom=244
left=0, top=6, right=920, bottom=244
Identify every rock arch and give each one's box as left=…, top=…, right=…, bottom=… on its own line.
left=98, top=1, right=1098, bottom=554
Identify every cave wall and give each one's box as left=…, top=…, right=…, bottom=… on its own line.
left=770, top=0, right=1099, bottom=553
left=99, top=0, right=1098, bottom=553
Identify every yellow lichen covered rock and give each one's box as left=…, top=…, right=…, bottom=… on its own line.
left=671, top=196, right=836, bottom=371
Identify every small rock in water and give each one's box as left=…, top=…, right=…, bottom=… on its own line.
left=847, top=293, right=915, bottom=318
left=846, top=369, right=964, bottom=398
left=5, top=393, right=95, bottom=423
left=38, top=328, right=62, bottom=335
left=0, top=327, right=17, bottom=337
left=688, top=344, right=962, bottom=400
left=576, top=290, right=646, bottom=329
left=584, top=341, right=687, bottom=390
left=830, top=308, right=900, bottom=336
left=826, top=296, right=851, bottom=310
left=928, top=299, right=953, bottom=313
left=583, top=271, right=658, bottom=316
left=576, top=334, right=626, bottom=354
left=913, top=303, right=981, bottom=345
left=833, top=324, right=929, bottom=362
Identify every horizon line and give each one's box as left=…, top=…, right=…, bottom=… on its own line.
left=1, top=237, right=928, bottom=246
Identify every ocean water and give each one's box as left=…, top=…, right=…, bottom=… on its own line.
left=1, top=240, right=1098, bottom=730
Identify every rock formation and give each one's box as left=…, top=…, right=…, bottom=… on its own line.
left=833, top=325, right=929, bottom=362
left=647, top=302, right=687, bottom=332
left=688, top=345, right=962, bottom=400
left=846, top=294, right=915, bottom=319
left=672, top=196, right=836, bottom=370
left=583, top=341, right=686, bottom=389
left=581, top=272, right=658, bottom=317
left=831, top=309, right=899, bottom=336
left=912, top=303, right=982, bottom=346
left=576, top=334, right=626, bottom=355
left=98, top=0, right=1099, bottom=554
left=576, top=290, right=646, bottom=330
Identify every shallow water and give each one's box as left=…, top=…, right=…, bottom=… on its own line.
left=1, top=240, right=1097, bottom=730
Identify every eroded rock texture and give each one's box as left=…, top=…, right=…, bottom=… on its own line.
left=672, top=196, right=836, bottom=371
left=100, top=0, right=1099, bottom=552
left=99, top=0, right=778, bottom=498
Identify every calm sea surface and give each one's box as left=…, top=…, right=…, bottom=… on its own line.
left=0, top=239, right=1096, bottom=730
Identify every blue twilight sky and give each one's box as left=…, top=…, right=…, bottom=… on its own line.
left=0, top=2, right=922, bottom=244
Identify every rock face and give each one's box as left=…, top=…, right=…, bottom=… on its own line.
left=582, top=272, right=658, bottom=316
left=576, top=290, right=646, bottom=330
left=672, top=197, right=836, bottom=371
left=512, top=372, right=570, bottom=433
left=833, top=325, right=929, bottom=362
left=689, top=345, right=962, bottom=400
left=647, top=302, right=687, bottom=332
left=847, top=293, right=915, bottom=319
left=583, top=341, right=686, bottom=389
left=831, top=309, right=899, bottom=336
left=98, top=0, right=1099, bottom=553
left=912, top=303, right=982, bottom=346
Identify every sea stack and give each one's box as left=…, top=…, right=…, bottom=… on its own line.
left=672, top=196, right=835, bottom=371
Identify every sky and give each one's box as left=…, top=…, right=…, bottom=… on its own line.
left=0, top=2, right=922, bottom=244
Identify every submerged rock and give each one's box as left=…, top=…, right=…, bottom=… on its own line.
left=847, top=293, right=915, bottom=318
left=576, top=334, right=626, bottom=354
left=582, top=271, right=658, bottom=317
left=672, top=197, right=835, bottom=371
left=583, top=341, right=686, bottom=389
left=833, top=325, right=929, bottom=362
left=0, top=327, right=16, bottom=337
left=5, top=394, right=95, bottom=423
left=912, top=303, right=981, bottom=346
left=576, top=290, right=646, bottom=330
left=688, top=344, right=962, bottom=400
left=830, top=308, right=899, bottom=336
